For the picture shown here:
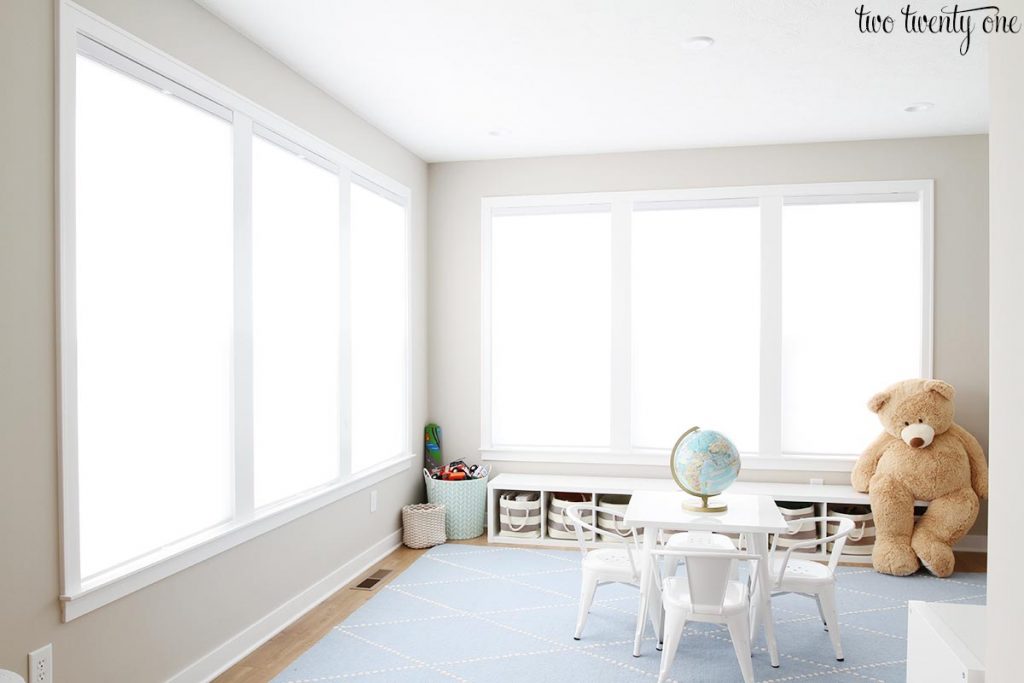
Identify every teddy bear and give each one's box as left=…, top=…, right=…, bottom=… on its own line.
left=851, top=379, right=988, bottom=577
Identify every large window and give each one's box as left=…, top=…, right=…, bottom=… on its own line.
left=252, top=132, right=343, bottom=508
left=482, top=183, right=931, bottom=465
left=781, top=199, right=924, bottom=455
left=488, top=208, right=612, bottom=448
left=59, top=11, right=411, bottom=620
left=75, top=51, right=235, bottom=580
left=631, top=203, right=761, bottom=453
left=350, top=181, right=411, bottom=473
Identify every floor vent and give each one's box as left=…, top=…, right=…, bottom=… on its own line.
left=351, top=568, right=392, bottom=591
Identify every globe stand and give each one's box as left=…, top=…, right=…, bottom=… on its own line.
left=682, top=494, right=728, bottom=513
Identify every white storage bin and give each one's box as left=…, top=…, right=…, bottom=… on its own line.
left=498, top=491, right=542, bottom=539
left=548, top=492, right=593, bottom=540
left=828, top=504, right=874, bottom=555
left=596, top=494, right=638, bottom=537
left=775, top=502, right=819, bottom=554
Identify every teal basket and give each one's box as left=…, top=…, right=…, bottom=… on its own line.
left=423, top=469, right=488, bottom=540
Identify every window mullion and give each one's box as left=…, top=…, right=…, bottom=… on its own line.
left=758, top=196, right=783, bottom=459
left=480, top=203, right=494, bottom=451
left=233, top=113, right=255, bottom=522
left=610, top=200, right=632, bottom=452
left=339, top=170, right=353, bottom=477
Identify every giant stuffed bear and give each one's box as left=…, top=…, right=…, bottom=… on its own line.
left=851, top=379, right=988, bottom=577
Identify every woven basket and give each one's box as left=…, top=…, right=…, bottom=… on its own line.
left=423, top=470, right=488, bottom=540
left=402, top=503, right=446, bottom=549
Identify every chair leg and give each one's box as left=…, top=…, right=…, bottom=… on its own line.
left=727, top=612, right=755, bottom=683
left=818, top=585, right=844, bottom=661
left=574, top=570, right=600, bottom=640
left=657, top=607, right=686, bottom=683
left=814, top=594, right=828, bottom=631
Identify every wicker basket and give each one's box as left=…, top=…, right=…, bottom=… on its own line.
left=402, top=503, right=447, bottom=549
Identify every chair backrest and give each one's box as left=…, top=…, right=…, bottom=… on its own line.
left=650, top=548, right=760, bottom=616
left=771, top=516, right=858, bottom=585
left=565, top=503, right=641, bottom=577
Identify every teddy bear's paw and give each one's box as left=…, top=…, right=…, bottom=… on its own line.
left=912, top=532, right=956, bottom=578
left=872, top=538, right=919, bottom=576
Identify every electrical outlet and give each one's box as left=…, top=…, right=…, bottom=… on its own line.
left=370, top=489, right=378, bottom=513
left=28, top=644, right=52, bottom=683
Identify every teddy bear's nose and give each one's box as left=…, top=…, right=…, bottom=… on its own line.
left=910, top=437, right=925, bottom=448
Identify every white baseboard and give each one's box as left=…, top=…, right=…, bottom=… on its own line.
left=167, top=529, right=403, bottom=683
left=955, top=534, right=988, bottom=553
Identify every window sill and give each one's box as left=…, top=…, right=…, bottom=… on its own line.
left=480, top=448, right=858, bottom=472
left=60, top=452, right=415, bottom=622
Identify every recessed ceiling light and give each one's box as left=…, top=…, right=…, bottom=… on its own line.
left=488, top=128, right=509, bottom=138
left=159, top=88, right=173, bottom=95
left=904, top=101, right=935, bottom=113
left=683, top=36, right=715, bottom=51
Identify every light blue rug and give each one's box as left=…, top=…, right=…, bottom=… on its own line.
left=272, top=544, right=986, bottom=682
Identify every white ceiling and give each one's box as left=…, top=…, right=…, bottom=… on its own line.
left=195, top=0, right=989, bottom=162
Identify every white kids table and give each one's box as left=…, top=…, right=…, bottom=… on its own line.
left=624, top=490, right=790, bottom=667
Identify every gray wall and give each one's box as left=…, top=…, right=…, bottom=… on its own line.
left=985, top=32, right=1023, bottom=683
left=0, top=0, right=427, bottom=680
left=428, top=136, right=989, bottom=518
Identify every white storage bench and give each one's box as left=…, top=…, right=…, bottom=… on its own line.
left=486, top=473, right=926, bottom=566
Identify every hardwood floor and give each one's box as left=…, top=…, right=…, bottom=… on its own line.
left=213, top=537, right=489, bottom=683
left=215, top=538, right=984, bottom=682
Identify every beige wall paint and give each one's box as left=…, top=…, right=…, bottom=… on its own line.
left=0, top=0, right=427, bottom=680
left=428, top=136, right=989, bottom=516
left=985, top=32, right=1023, bottom=683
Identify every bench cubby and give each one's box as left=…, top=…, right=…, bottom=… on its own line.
left=486, top=473, right=928, bottom=565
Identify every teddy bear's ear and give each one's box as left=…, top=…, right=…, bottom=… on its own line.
left=924, top=379, right=956, bottom=401
left=867, top=391, right=891, bottom=413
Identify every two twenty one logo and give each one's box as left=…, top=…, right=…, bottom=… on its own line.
left=854, top=4, right=1021, bottom=55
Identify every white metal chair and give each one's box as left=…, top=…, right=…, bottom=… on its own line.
left=769, top=516, right=857, bottom=661
left=651, top=547, right=761, bottom=683
left=566, top=503, right=642, bottom=640
left=662, top=530, right=738, bottom=578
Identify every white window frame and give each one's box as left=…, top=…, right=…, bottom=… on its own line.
left=480, top=180, right=934, bottom=472
left=57, top=1, right=413, bottom=621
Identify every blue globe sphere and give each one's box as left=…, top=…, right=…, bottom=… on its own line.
left=670, top=427, right=741, bottom=499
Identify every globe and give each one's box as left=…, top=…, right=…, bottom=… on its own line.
left=669, top=426, right=741, bottom=512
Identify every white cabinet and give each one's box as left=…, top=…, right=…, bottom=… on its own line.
left=907, top=601, right=986, bottom=683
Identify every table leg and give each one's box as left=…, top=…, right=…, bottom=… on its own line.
left=633, top=524, right=657, bottom=657
left=750, top=532, right=780, bottom=668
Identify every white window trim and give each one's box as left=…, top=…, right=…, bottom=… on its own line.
left=480, top=180, right=934, bottom=472
left=57, top=1, right=413, bottom=621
